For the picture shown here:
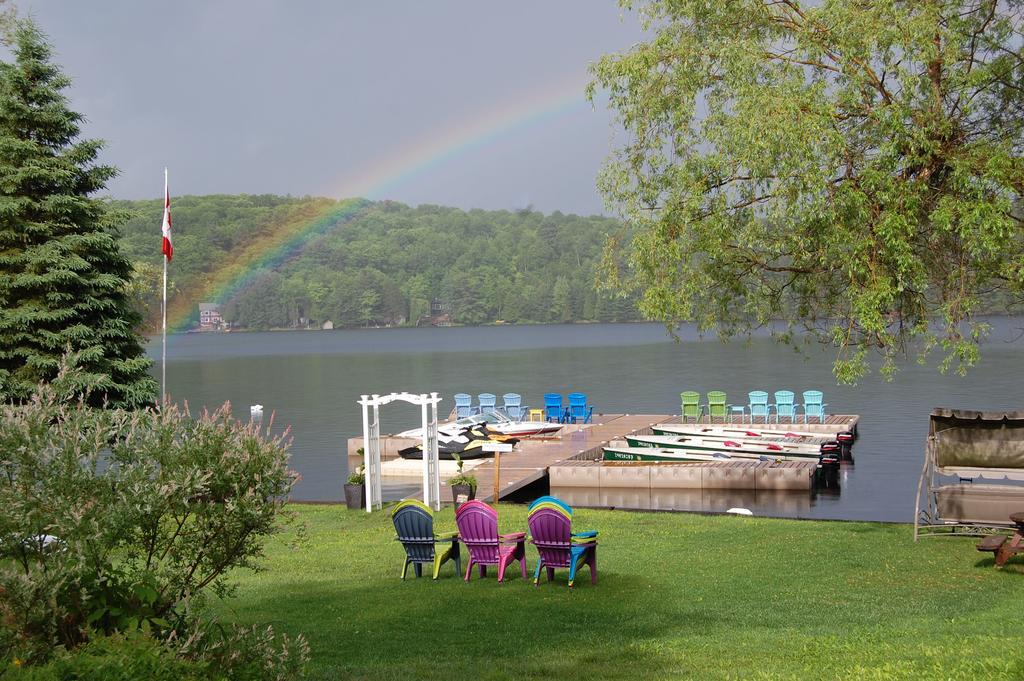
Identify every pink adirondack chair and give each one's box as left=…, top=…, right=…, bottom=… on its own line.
left=528, top=505, right=597, bottom=588
left=454, top=500, right=527, bottom=582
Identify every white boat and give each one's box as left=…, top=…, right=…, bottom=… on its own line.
left=602, top=445, right=798, bottom=463
left=486, top=420, right=562, bottom=437
left=651, top=423, right=845, bottom=444
left=626, top=433, right=824, bottom=458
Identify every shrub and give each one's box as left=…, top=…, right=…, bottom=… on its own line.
left=4, top=633, right=213, bottom=681
left=0, top=376, right=301, bottom=672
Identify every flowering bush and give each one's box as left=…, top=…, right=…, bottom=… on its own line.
left=0, top=375, right=305, bottom=677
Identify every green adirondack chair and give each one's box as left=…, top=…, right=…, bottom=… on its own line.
left=680, top=391, right=702, bottom=422
left=706, top=391, right=728, bottom=423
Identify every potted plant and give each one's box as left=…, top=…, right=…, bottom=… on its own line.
left=344, top=460, right=365, bottom=510
left=448, top=454, right=477, bottom=508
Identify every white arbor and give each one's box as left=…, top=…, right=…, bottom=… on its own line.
left=358, top=392, right=441, bottom=511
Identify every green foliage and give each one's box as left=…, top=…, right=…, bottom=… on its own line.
left=4, top=625, right=309, bottom=681
left=0, top=20, right=155, bottom=408
left=346, top=465, right=365, bottom=486
left=590, top=0, right=1024, bottom=382
left=4, top=633, right=213, bottom=681
left=447, top=454, right=476, bottom=490
left=114, top=196, right=640, bottom=330
left=168, top=620, right=309, bottom=681
left=0, top=372, right=298, bottom=664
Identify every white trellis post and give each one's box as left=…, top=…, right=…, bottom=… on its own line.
left=358, top=392, right=442, bottom=512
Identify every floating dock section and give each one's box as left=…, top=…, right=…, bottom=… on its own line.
left=349, top=413, right=858, bottom=505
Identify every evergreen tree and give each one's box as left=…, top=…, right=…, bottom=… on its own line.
left=0, top=20, right=155, bottom=408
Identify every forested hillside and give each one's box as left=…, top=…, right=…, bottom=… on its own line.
left=115, top=195, right=639, bottom=331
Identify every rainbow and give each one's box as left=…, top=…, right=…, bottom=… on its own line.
left=167, top=71, right=592, bottom=332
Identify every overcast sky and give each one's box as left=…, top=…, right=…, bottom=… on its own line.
left=11, top=1, right=646, bottom=215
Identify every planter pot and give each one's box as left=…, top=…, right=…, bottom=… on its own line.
left=451, top=484, right=476, bottom=509
left=344, top=483, right=365, bottom=510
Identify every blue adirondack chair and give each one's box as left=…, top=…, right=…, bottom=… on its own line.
left=802, top=390, right=827, bottom=423
left=477, top=393, right=497, bottom=415
left=454, top=393, right=473, bottom=419
left=748, top=391, right=770, bottom=423
left=502, top=393, right=525, bottom=420
left=391, top=500, right=461, bottom=580
left=773, top=390, right=797, bottom=423
left=567, top=392, right=594, bottom=424
left=544, top=393, right=566, bottom=423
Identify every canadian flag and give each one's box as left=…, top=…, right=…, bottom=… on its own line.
left=161, top=169, right=173, bottom=261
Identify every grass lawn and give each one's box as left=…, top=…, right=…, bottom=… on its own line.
left=220, top=503, right=1024, bottom=680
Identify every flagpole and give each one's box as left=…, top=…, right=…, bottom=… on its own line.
left=161, top=167, right=168, bottom=405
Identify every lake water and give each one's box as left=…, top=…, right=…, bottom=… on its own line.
left=147, top=319, right=1024, bottom=522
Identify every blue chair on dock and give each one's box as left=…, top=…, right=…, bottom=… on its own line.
left=477, top=393, right=497, bottom=415
left=544, top=393, right=567, bottom=423
left=802, top=390, right=827, bottom=424
left=773, top=390, right=797, bottom=423
left=567, top=392, right=594, bottom=424
left=454, top=393, right=473, bottom=419
left=748, top=391, right=770, bottom=423
left=503, top=393, right=525, bottom=420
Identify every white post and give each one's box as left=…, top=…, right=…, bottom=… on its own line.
left=370, top=398, right=382, bottom=510
left=360, top=395, right=371, bottom=512
left=429, top=392, right=440, bottom=509
left=421, top=396, right=431, bottom=509
left=161, top=168, right=168, bottom=405
left=161, top=249, right=167, bottom=404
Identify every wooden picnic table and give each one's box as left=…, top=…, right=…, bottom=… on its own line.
left=976, top=512, right=1024, bottom=567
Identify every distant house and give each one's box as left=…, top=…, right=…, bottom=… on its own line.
left=417, top=299, right=452, bottom=327
left=321, top=320, right=334, bottom=330
left=198, top=303, right=223, bottom=330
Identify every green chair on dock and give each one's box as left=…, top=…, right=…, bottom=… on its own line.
left=680, top=391, right=702, bottom=422
left=706, top=391, right=728, bottom=423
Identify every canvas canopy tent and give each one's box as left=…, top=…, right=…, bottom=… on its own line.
left=914, top=408, right=1024, bottom=540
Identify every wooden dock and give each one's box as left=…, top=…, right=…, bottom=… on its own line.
left=446, top=413, right=673, bottom=502
left=358, top=412, right=860, bottom=505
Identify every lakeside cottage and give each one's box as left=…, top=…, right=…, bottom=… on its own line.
left=198, top=303, right=223, bottom=330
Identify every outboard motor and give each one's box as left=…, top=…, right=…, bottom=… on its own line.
left=817, top=442, right=842, bottom=469
left=815, top=442, right=842, bottom=490
left=835, top=431, right=855, bottom=462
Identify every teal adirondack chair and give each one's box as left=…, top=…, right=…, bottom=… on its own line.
left=774, top=390, right=797, bottom=423
left=454, top=393, right=473, bottom=419
left=503, top=393, right=525, bottom=419
left=706, top=391, right=728, bottom=423
left=477, top=393, right=497, bottom=415
left=680, top=391, right=702, bottom=422
left=802, top=390, right=827, bottom=423
left=748, top=391, right=770, bottom=423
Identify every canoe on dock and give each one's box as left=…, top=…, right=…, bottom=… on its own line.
left=651, top=423, right=847, bottom=444
left=625, top=433, right=825, bottom=458
left=602, top=444, right=823, bottom=464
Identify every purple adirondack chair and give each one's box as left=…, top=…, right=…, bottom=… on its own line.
left=454, top=500, right=527, bottom=582
left=528, top=507, right=597, bottom=588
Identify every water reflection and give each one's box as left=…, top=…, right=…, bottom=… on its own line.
left=555, top=486, right=816, bottom=517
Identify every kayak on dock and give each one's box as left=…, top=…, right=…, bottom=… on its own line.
left=651, top=423, right=849, bottom=445
left=603, top=445, right=807, bottom=463
left=625, top=433, right=825, bottom=458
